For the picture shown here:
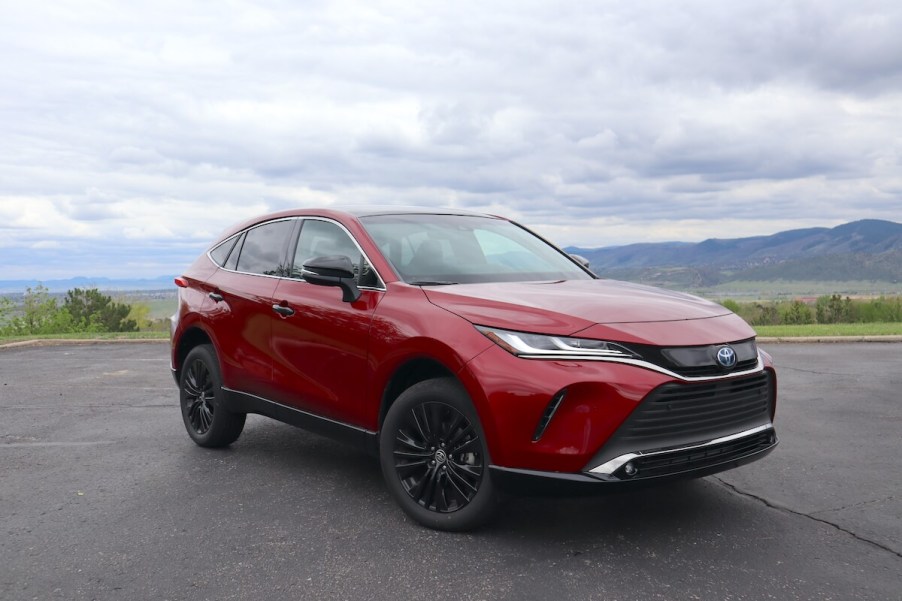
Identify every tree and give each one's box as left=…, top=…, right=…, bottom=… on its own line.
left=8, top=285, right=74, bottom=335
left=751, top=302, right=780, bottom=326
left=0, top=295, right=14, bottom=333
left=782, top=300, right=814, bottom=325
left=64, top=288, right=137, bottom=332
left=816, top=294, right=852, bottom=324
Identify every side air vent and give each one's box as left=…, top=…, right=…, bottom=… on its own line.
left=533, top=389, right=567, bottom=442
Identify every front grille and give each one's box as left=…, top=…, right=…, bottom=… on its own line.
left=587, top=371, right=775, bottom=475
left=619, top=371, right=773, bottom=447
left=621, top=428, right=776, bottom=479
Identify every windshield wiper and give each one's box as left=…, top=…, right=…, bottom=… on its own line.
left=408, top=280, right=459, bottom=286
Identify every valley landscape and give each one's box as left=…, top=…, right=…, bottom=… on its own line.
left=567, top=219, right=902, bottom=299
left=2, top=219, right=901, bottom=339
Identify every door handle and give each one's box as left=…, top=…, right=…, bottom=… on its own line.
left=208, top=292, right=224, bottom=302
left=272, top=303, right=295, bottom=317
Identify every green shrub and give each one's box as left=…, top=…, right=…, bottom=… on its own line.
left=781, top=300, right=814, bottom=325
left=0, top=285, right=137, bottom=336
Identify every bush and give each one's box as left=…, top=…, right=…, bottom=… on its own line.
left=721, top=299, right=741, bottom=313
left=725, top=295, right=902, bottom=327
left=816, top=294, right=852, bottom=324
left=65, top=288, right=137, bottom=332
left=0, top=285, right=137, bottom=336
left=781, top=300, right=814, bottom=325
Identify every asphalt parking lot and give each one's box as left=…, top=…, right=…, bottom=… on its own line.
left=1, top=342, right=900, bottom=601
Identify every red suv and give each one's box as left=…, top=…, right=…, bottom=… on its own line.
left=171, top=207, right=777, bottom=530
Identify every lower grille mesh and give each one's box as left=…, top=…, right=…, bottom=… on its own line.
left=618, top=371, right=773, bottom=448
left=586, top=370, right=777, bottom=480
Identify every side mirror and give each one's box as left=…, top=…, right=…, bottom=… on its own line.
left=301, top=255, right=361, bottom=302
left=569, top=253, right=591, bottom=270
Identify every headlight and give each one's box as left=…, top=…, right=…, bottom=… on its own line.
left=476, top=326, right=641, bottom=360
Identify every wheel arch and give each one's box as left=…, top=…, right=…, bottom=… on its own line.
left=378, top=357, right=457, bottom=428
left=173, top=326, right=214, bottom=383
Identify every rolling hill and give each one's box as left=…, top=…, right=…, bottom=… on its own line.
left=567, top=219, right=902, bottom=293
left=568, top=220, right=902, bottom=272
left=2, top=220, right=900, bottom=296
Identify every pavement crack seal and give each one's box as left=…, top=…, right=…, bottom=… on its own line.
left=712, top=476, right=902, bottom=560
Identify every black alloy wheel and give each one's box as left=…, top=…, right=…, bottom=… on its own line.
left=394, top=401, right=483, bottom=512
left=380, top=377, right=499, bottom=531
left=179, top=344, right=245, bottom=448
left=183, top=358, right=215, bottom=435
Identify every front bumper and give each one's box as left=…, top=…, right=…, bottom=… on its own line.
left=465, top=343, right=777, bottom=473
left=490, top=424, right=778, bottom=495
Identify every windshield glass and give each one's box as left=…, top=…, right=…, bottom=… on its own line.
left=360, top=214, right=594, bottom=284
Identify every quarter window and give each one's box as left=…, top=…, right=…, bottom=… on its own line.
left=209, top=236, right=238, bottom=267
left=223, top=233, right=244, bottom=271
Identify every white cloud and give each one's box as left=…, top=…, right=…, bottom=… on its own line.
left=1, top=0, right=901, bottom=279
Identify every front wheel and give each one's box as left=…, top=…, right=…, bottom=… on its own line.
left=380, top=377, right=499, bottom=531
left=179, top=344, right=245, bottom=448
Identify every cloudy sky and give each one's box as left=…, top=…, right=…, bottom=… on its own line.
left=2, top=1, right=901, bottom=280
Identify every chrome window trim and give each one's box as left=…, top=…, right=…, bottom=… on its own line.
left=206, top=217, right=296, bottom=277
left=207, top=216, right=386, bottom=291
left=208, top=233, right=242, bottom=266
left=587, top=423, right=775, bottom=476
left=293, top=216, right=386, bottom=291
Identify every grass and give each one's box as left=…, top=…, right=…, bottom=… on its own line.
left=0, top=331, right=169, bottom=345
left=138, top=297, right=179, bottom=320
left=691, top=280, right=902, bottom=300
left=4, top=324, right=899, bottom=345
left=754, top=322, right=902, bottom=338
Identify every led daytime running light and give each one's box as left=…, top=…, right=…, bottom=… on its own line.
left=477, top=326, right=639, bottom=360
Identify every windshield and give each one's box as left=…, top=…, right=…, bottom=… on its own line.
left=360, top=214, right=594, bottom=284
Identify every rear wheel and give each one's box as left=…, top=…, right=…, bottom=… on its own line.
left=380, top=377, right=499, bottom=531
left=179, top=344, right=245, bottom=447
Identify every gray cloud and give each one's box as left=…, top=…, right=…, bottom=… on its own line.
left=1, top=1, right=901, bottom=279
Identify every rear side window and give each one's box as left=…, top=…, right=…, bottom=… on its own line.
left=234, top=220, right=295, bottom=276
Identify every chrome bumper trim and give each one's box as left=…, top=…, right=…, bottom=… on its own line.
left=587, top=423, right=775, bottom=476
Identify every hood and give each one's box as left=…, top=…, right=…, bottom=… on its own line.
left=423, top=279, right=753, bottom=345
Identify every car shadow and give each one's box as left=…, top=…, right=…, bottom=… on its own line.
left=196, top=418, right=765, bottom=543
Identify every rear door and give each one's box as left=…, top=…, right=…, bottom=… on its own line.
left=205, top=218, right=296, bottom=398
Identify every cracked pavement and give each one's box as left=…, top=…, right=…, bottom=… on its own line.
left=1, top=342, right=900, bottom=600
left=718, top=342, right=902, bottom=559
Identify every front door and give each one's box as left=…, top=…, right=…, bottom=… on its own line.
left=268, top=218, right=383, bottom=427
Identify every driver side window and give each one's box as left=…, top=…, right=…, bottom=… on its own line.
left=293, top=219, right=379, bottom=287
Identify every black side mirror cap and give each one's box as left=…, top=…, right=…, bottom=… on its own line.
left=301, top=255, right=361, bottom=302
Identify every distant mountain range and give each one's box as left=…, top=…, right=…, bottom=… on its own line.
left=0, top=276, right=176, bottom=294
left=2, top=220, right=900, bottom=294
left=567, top=219, right=902, bottom=285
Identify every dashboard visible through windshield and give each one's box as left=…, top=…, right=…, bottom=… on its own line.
left=360, top=214, right=594, bottom=285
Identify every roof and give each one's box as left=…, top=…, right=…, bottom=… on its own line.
left=334, top=205, right=495, bottom=218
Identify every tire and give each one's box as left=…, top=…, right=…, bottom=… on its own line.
left=380, top=377, right=499, bottom=531
left=179, top=344, right=245, bottom=448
